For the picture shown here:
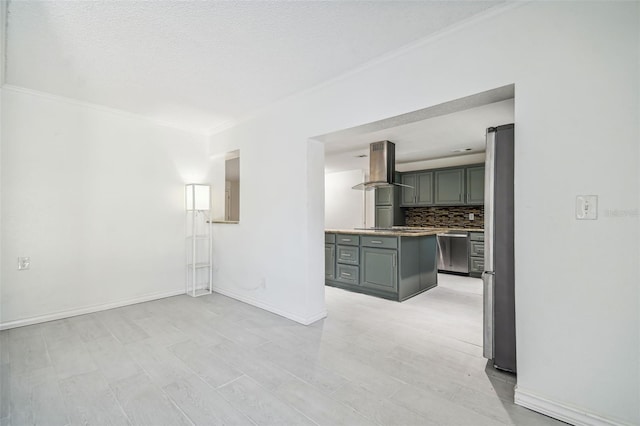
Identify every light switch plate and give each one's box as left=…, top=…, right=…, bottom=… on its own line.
left=18, top=257, right=31, bottom=270
left=576, top=195, right=598, bottom=220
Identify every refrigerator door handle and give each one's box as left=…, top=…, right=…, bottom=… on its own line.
left=483, top=270, right=495, bottom=360
left=483, top=127, right=496, bottom=361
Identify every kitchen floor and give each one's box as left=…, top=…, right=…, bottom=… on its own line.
left=0, top=275, right=564, bottom=426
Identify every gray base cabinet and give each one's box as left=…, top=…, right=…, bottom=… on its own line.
left=361, top=247, right=397, bottom=293
left=325, top=234, right=336, bottom=279
left=469, top=231, right=484, bottom=278
left=325, top=244, right=335, bottom=279
left=325, top=232, right=438, bottom=302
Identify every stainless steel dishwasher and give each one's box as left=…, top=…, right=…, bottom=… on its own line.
left=437, top=231, right=469, bottom=274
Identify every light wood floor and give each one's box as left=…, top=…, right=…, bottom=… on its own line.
left=0, top=274, right=565, bottom=426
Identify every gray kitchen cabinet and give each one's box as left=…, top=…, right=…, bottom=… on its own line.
left=374, top=174, right=403, bottom=227
left=400, top=172, right=432, bottom=206
left=325, top=231, right=438, bottom=301
left=361, top=247, right=397, bottom=293
left=336, top=238, right=360, bottom=284
left=336, top=234, right=359, bottom=246
left=417, top=172, right=433, bottom=205
left=400, top=173, right=417, bottom=206
left=375, top=186, right=393, bottom=205
left=466, top=166, right=485, bottom=205
left=470, top=240, right=485, bottom=257
left=375, top=205, right=393, bottom=228
left=337, top=244, right=359, bottom=265
left=469, top=231, right=484, bottom=278
left=336, top=263, right=359, bottom=285
left=325, top=243, right=335, bottom=279
left=434, top=168, right=465, bottom=205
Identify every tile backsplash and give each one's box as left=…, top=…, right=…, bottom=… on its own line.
left=405, top=206, right=484, bottom=229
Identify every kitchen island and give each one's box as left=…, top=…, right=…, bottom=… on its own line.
left=325, top=228, right=441, bottom=301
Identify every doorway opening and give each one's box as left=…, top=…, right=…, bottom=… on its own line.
left=314, top=84, right=517, bottom=384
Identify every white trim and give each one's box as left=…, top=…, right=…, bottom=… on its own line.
left=0, top=289, right=185, bottom=330
left=212, top=285, right=327, bottom=325
left=0, top=84, right=209, bottom=136
left=514, top=386, right=634, bottom=426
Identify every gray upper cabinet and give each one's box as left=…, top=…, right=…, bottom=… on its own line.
left=375, top=205, right=393, bottom=228
left=401, top=164, right=484, bottom=207
left=374, top=175, right=403, bottom=226
left=416, top=172, right=433, bottom=205
left=434, top=168, right=465, bottom=205
left=375, top=186, right=394, bottom=206
left=400, top=174, right=417, bottom=206
left=400, top=172, right=432, bottom=206
left=466, top=166, right=485, bottom=205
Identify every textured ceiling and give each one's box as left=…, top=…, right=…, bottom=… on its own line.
left=6, top=1, right=503, bottom=133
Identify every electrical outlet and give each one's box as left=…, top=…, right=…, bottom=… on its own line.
left=18, top=257, right=31, bottom=270
left=576, top=195, right=598, bottom=220
left=469, top=213, right=475, bottom=221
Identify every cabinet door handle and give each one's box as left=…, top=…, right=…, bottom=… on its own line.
left=341, top=272, right=352, bottom=277
left=371, top=240, right=382, bottom=244
left=341, top=238, right=351, bottom=242
left=342, top=253, right=352, bottom=257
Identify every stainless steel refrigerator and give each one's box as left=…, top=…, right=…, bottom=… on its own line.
left=483, top=123, right=516, bottom=373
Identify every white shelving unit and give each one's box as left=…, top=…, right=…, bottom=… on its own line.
left=185, top=184, right=212, bottom=297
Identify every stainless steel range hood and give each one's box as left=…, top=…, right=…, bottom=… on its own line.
left=352, top=141, right=410, bottom=191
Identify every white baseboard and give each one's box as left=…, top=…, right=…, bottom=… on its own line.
left=212, top=285, right=327, bottom=325
left=515, top=386, right=633, bottom=426
left=0, top=289, right=185, bottom=330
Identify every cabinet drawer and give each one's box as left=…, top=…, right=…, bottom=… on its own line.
left=361, top=235, right=398, bottom=249
left=325, top=233, right=336, bottom=243
left=336, top=234, right=359, bottom=246
left=336, top=264, right=359, bottom=285
left=470, top=240, right=485, bottom=257
left=337, top=245, right=359, bottom=265
left=469, top=232, right=484, bottom=241
left=470, top=257, right=485, bottom=273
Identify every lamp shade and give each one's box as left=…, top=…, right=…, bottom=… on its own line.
left=185, top=184, right=210, bottom=211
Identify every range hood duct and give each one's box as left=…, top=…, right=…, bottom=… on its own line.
left=352, top=141, right=410, bottom=191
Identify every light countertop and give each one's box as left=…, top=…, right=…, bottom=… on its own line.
left=325, top=227, right=483, bottom=237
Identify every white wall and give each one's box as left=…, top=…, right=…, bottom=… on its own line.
left=209, top=2, right=639, bottom=424
left=0, top=87, right=209, bottom=327
left=325, top=170, right=368, bottom=229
